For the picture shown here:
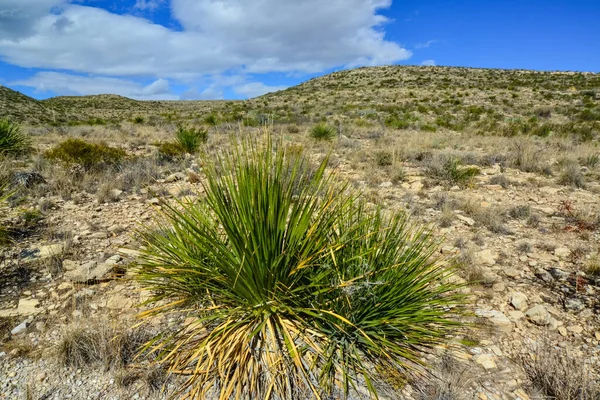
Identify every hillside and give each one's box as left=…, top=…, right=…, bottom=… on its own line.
left=0, top=85, right=58, bottom=124
left=2, top=66, right=599, bottom=135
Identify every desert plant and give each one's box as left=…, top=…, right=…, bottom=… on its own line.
left=45, top=138, right=127, bottom=171
left=157, top=141, right=186, bottom=161
left=425, top=156, right=480, bottom=187
left=175, top=124, right=208, bottom=153
left=375, top=150, right=393, bottom=166
left=309, top=123, right=337, bottom=141
left=0, top=119, right=32, bottom=156
left=520, top=342, right=600, bottom=400
left=135, top=135, right=464, bottom=399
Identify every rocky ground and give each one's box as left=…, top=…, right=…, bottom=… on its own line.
left=1, top=125, right=600, bottom=400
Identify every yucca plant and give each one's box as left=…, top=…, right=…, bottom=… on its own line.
left=309, top=123, right=337, bottom=141
left=135, top=135, right=464, bottom=399
left=175, top=124, right=208, bottom=153
left=0, top=119, right=32, bottom=156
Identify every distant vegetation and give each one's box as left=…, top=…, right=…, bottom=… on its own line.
left=2, top=66, right=599, bottom=142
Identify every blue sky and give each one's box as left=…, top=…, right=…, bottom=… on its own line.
left=1, top=0, right=598, bottom=100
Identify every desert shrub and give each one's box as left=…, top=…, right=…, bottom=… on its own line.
left=203, top=114, right=219, bottom=126
left=136, top=136, right=464, bottom=399
left=0, top=119, right=32, bottom=156
left=508, top=205, right=531, bottom=220
left=157, top=142, right=186, bottom=161
left=425, top=155, right=480, bottom=187
left=520, top=342, right=600, bottom=400
left=558, top=163, right=585, bottom=188
left=309, top=123, right=337, bottom=141
left=375, top=150, right=393, bottom=166
left=581, top=154, right=599, bottom=169
left=133, top=116, right=145, bottom=124
left=488, top=174, right=511, bottom=188
left=45, top=138, right=127, bottom=171
left=175, top=124, right=208, bottom=153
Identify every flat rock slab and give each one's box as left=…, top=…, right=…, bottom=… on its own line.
left=0, top=298, right=41, bottom=317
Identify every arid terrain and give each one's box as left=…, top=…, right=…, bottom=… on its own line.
left=1, top=65, right=600, bottom=399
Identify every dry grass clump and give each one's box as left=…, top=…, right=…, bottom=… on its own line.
left=309, top=122, right=337, bottom=141
left=413, top=353, right=474, bottom=400
left=520, top=342, right=600, bottom=400
left=424, top=154, right=480, bottom=187
left=0, top=119, right=32, bottom=156
left=58, top=320, right=153, bottom=370
left=557, top=161, right=585, bottom=188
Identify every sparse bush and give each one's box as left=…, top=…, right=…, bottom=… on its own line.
left=133, top=116, right=145, bottom=124
left=558, top=163, right=585, bottom=188
left=0, top=119, right=32, bottom=156
left=375, top=150, right=393, bottom=166
left=425, top=155, right=480, bottom=187
left=309, top=123, right=337, bottom=141
left=203, top=114, right=219, bottom=126
left=157, top=141, right=186, bottom=161
left=520, top=342, right=600, bottom=400
left=45, top=138, right=127, bottom=171
left=136, top=136, right=464, bottom=399
left=508, top=205, right=531, bottom=220
left=58, top=321, right=153, bottom=370
left=488, top=174, right=511, bottom=188
left=175, top=124, right=208, bottom=153
left=581, top=154, right=599, bottom=169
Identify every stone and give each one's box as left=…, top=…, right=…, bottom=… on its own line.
left=525, top=305, right=551, bottom=326
left=476, top=249, right=498, bottom=266
left=549, top=268, right=570, bottom=281
left=34, top=243, right=67, bottom=260
left=104, top=255, right=122, bottom=266
left=148, top=197, right=160, bottom=205
left=489, top=313, right=513, bottom=334
left=109, top=189, right=123, bottom=199
left=481, top=270, right=501, bottom=285
left=64, top=261, right=113, bottom=282
left=89, top=232, right=108, bottom=239
left=504, top=268, right=521, bottom=278
left=473, top=354, right=497, bottom=370
left=554, top=247, right=571, bottom=258
left=165, top=172, right=186, bottom=183
left=11, top=320, right=29, bottom=335
left=379, top=181, right=393, bottom=188
left=508, top=311, right=525, bottom=321
left=457, top=214, right=475, bottom=226
left=35, top=321, right=46, bottom=332
left=558, top=326, right=568, bottom=336
left=510, top=292, right=528, bottom=310
left=564, top=297, right=585, bottom=313
left=106, top=293, right=135, bottom=309
left=567, top=325, right=583, bottom=334
left=492, top=281, right=506, bottom=292
left=535, top=268, right=554, bottom=284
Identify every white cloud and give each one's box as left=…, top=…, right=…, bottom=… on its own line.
left=134, top=0, right=161, bottom=11
left=233, top=82, right=288, bottom=98
left=421, top=59, right=436, bottom=66
left=13, top=72, right=178, bottom=100
left=415, top=40, right=437, bottom=49
left=0, top=0, right=410, bottom=79
left=0, top=0, right=67, bottom=39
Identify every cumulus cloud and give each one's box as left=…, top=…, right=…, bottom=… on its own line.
left=233, top=82, right=288, bottom=98
left=421, top=59, right=436, bottom=66
left=0, top=0, right=411, bottom=98
left=13, top=72, right=178, bottom=100
left=0, top=0, right=67, bottom=39
left=0, top=0, right=409, bottom=79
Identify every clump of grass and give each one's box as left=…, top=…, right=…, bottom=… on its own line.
left=309, top=123, right=337, bottom=141
left=45, top=138, right=127, bottom=171
left=175, top=124, right=208, bottom=153
left=558, top=163, right=585, bottom=188
left=581, top=154, right=599, bottom=169
left=425, top=155, right=480, bottom=187
left=58, top=320, right=153, bottom=370
left=488, top=174, right=511, bottom=188
left=136, top=135, right=465, bottom=400
left=0, top=119, right=32, bottom=156
left=157, top=141, right=186, bottom=161
left=520, top=342, right=600, bottom=400
left=508, top=205, right=531, bottom=220
left=375, top=150, right=393, bottom=166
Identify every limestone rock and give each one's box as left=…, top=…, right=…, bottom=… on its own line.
left=64, top=261, right=113, bottom=282
left=476, top=249, right=498, bottom=266
left=510, top=292, right=528, bottom=310
left=525, top=305, right=551, bottom=326
left=473, top=354, right=497, bottom=370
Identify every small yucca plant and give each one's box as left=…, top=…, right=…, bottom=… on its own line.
left=310, top=123, right=337, bottom=141
left=136, top=135, right=464, bottom=399
left=0, top=119, right=32, bottom=156
left=175, top=124, right=208, bottom=153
